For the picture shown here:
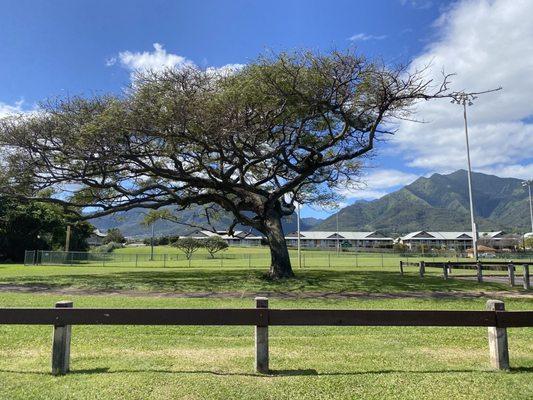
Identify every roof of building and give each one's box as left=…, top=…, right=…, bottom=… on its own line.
left=285, top=231, right=392, bottom=240
left=188, top=230, right=263, bottom=240
left=91, top=229, right=108, bottom=238
left=401, top=231, right=504, bottom=240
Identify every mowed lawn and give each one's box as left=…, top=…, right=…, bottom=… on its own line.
left=0, top=255, right=532, bottom=399
left=0, top=294, right=532, bottom=400
left=36, top=244, right=529, bottom=269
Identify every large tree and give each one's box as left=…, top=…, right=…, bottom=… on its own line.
left=0, top=50, right=450, bottom=277
left=0, top=196, right=92, bottom=261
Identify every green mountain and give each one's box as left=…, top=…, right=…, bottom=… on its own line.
left=313, top=170, right=531, bottom=235
left=92, top=170, right=530, bottom=238
left=92, top=206, right=321, bottom=238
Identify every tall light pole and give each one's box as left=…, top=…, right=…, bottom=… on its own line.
left=523, top=180, right=533, bottom=233
left=336, top=212, right=340, bottom=254
left=450, top=88, right=501, bottom=260
left=297, top=202, right=302, bottom=268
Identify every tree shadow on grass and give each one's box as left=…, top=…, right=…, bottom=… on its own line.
left=0, top=268, right=515, bottom=296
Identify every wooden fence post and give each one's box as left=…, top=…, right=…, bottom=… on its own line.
left=476, top=262, right=483, bottom=283
left=399, top=261, right=404, bottom=276
left=486, top=300, right=509, bottom=370
left=419, top=261, right=425, bottom=278
left=255, top=297, right=269, bottom=374
left=52, top=301, right=73, bottom=375
left=523, top=265, right=530, bottom=290
left=507, top=263, right=515, bottom=287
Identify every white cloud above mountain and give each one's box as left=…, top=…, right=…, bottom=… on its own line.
left=393, top=0, right=533, bottom=179
left=338, top=169, right=419, bottom=200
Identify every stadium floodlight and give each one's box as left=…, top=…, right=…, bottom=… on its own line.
left=522, top=180, right=533, bottom=233
left=449, top=87, right=502, bottom=261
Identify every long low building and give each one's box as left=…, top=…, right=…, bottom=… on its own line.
left=399, top=231, right=506, bottom=251
left=185, top=230, right=394, bottom=248
left=285, top=231, right=394, bottom=249
left=187, top=230, right=264, bottom=246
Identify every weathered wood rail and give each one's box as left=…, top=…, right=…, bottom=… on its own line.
left=0, top=298, right=532, bottom=375
left=400, top=260, right=531, bottom=289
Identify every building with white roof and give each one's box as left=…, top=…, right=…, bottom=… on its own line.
left=187, top=230, right=264, bottom=246
left=285, top=231, right=393, bottom=249
left=87, top=228, right=108, bottom=246
left=399, top=231, right=506, bottom=251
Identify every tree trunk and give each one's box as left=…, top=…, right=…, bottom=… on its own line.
left=263, top=211, right=294, bottom=279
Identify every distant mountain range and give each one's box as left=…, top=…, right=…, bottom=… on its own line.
left=91, top=170, right=531, bottom=238
left=314, top=170, right=531, bottom=235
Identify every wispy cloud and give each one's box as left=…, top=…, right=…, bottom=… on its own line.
left=400, top=0, right=433, bottom=10
left=348, top=33, right=387, bottom=42
left=393, top=0, right=533, bottom=179
left=337, top=169, right=419, bottom=200
left=0, top=100, right=27, bottom=117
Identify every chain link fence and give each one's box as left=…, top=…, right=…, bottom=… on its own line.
left=23, top=249, right=533, bottom=269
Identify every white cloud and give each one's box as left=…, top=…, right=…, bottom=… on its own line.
left=478, top=163, right=533, bottom=180
left=117, top=43, right=194, bottom=73
left=110, top=43, right=245, bottom=80
left=348, top=33, right=387, bottom=41
left=0, top=100, right=25, bottom=118
left=337, top=169, right=419, bottom=199
left=393, top=0, right=533, bottom=179
left=400, top=0, right=433, bottom=9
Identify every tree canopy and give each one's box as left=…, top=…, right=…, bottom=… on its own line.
left=0, top=50, right=451, bottom=277
left=0, top=196, right=92, bottom=261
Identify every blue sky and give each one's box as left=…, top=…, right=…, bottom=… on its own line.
left=1, top=0, right=532, bottom=219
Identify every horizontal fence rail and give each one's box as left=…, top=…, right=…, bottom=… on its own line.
left=1, top=309, right=532, bottom=327
left=0, top=298, right=532, bottom=375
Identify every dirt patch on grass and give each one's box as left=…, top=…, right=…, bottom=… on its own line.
left=0, top=283, right=531, bottom=299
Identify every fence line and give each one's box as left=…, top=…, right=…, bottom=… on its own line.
left=1, top=298, right=531, bottom=375
left=400, top=260, right=531, bottom=289
left=24, top=249, right=533, bottom=269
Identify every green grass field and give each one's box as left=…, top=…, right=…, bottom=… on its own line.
left=1, top=248, right=532, bottom=399
left=34, top=244, right=529, bottom=271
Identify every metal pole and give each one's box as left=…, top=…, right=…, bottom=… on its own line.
left=336, top=212, right=340, bottom=254
left=150, top=223, right=155, bottom=261
left=297, top=202, right=301, bottom=268
left=523, top=180, right=533, bottom=233
left=463, top=102, right=478, bottom=261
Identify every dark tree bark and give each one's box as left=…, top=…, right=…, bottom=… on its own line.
left=262, top=208, right=294, bottom=279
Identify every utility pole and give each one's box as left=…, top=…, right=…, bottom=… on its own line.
left=336, top=212, right=340, bottom=254
left=297, top=202, right=301, bottom=268
left=150, top=222, right=155, bottom=261
left=523, top=180, right=533, bottom=233
left=65, top=225, right=71, bottom=252
left=450, top=88, right=501, bottom=261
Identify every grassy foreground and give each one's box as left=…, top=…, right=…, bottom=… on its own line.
left=0, top=261, right=531, bottom=399
left=0, top=293, right=532, bottom=400
left=0, top=263, right=520, bottom=294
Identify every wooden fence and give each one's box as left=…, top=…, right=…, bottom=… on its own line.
left=0, top=298, right=532, bottom=375
left=400, top=260, right=531, bottom=289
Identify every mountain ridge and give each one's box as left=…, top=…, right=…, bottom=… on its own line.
left=91, top=170, right=531, bottom=237
left=313, top=170, right=530, bottom=235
